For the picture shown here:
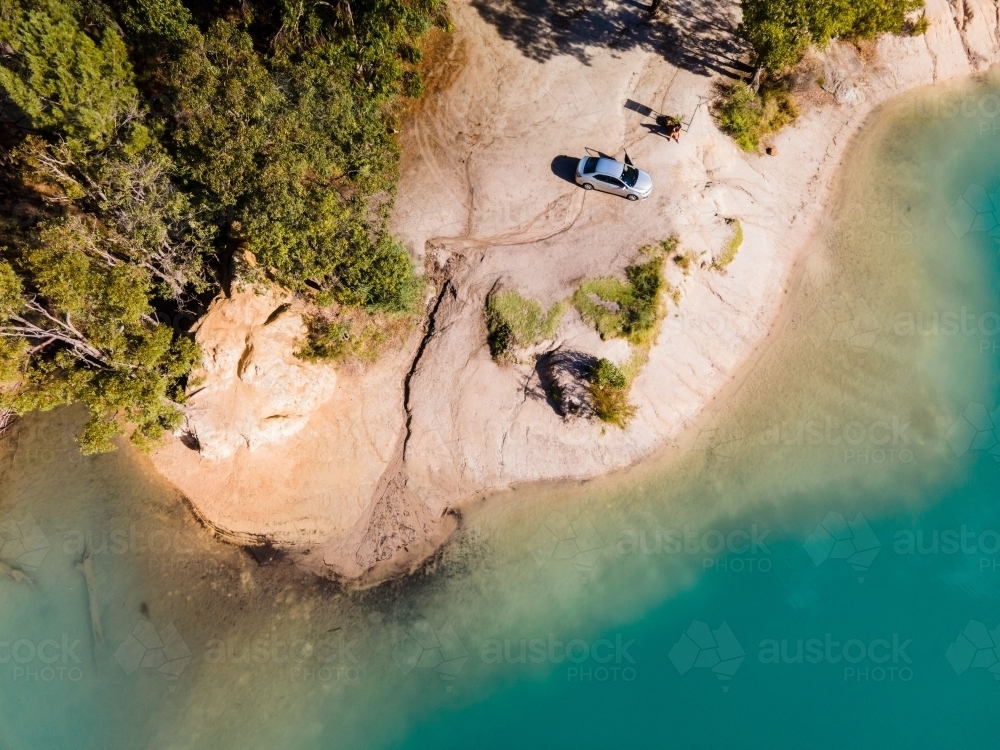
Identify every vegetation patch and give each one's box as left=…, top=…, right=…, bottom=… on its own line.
left=715, top=0, right=924, bottom=150
left=712, top=219, right=744, bottom=271
left=907, top=13, right=930, bottom=35
left=485, top=289, right=565, bottom=363
left=571, top=238, right=682, bottom=430
left=715, top=82, right=798, bottom=152
left=572, top=237, right=676, bottom=347
left=0, top=0, right=447, bottom=452
left=297, top=307, right=416, bottom=366
left=739, top=0, right=926, bottom=76
left=588, top=358, right=636, bottom=429
left=672, top=251, right=696, bottom=275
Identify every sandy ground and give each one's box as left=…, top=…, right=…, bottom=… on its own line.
left=152, top=0, right=1000, bottom=583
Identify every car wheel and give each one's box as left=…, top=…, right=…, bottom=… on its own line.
left=582, top=183, right=594, bottom=190
left=627, top=194, right=639, bottom=201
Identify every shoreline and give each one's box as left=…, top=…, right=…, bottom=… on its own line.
left=437, top=87, right=918, bottom=538
left=148, top=0, right=1000, bottom=585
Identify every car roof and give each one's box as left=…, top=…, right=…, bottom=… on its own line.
left=594, top=158, right=625, bottom=178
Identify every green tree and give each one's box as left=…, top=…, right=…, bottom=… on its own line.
left=739, top=0, right=924, bottom=74
left=0, top=0, right=138, bottom=151
left=0, top=0, right=210, bottom=451
left=0, top=0, right=445, bottom=451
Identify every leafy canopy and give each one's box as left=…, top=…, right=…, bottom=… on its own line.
left=0, top=0, right=444, bottom=451
left=739, top=0, right=925, bottom=73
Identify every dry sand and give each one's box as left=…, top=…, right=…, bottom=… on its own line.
left=152, top=0, right=1000, bottom=583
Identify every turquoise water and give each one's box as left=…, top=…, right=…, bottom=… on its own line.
left=4, top=77, right=1000, bottom=748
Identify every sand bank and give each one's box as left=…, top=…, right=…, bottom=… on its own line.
left=151, top=0, right=1000, bottom=583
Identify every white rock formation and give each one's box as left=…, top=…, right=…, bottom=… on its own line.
left=182, top=289, right=337, bottom=460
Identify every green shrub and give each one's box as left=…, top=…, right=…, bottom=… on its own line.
left=712, top=219, right=744, bottom=271
left=402, top=70, right=425, bottom=98
left=908, top=13, right=930, bottom=35
left=590, top=358, right=627, bottom=388
left=588, top=358, right=636, bottom=428
left=485, top=290, right=565, bottom=362
left=573, top=245, right=669, bottom=346
left=716, top=82, right=798, bottom=152
left=716, top=83, right=763, bottom=151
left=298, top=307, right=416, bottom=365
left=573, top=240, right=680, bottom=428
left=673, top=252, right=695, bottom=274
left=739, top=0, right=925, bottom=75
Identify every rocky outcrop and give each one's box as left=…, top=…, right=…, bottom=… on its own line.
left=181, top=289, right=338, bottom=460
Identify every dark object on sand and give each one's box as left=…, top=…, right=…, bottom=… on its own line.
left=657, top=115, right=682, bottom=142
left=766, top=146, right=778, bottom=155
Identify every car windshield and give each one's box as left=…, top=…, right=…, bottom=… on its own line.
left=583, top=157, right=599, bottom=174
left=621, top=165, right=639, bottom=187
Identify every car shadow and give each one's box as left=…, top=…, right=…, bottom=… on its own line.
left=551, top=155, right=579, bottom=185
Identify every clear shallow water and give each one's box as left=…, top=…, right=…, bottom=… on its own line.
left=4, top=76, right=1000, bottom=749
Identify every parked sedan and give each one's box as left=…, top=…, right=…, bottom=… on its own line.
left=575, top=156, right=652, bottom=201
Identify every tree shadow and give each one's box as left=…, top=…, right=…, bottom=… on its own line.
left=662, top=0, right=755, bottom=78
left=470, top=0, right=753, bottom=78
left=551, top=154, right=580, bottom=184
left=0, top=94, right=33, bottom=131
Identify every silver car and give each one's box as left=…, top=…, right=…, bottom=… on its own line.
left=575, top=156, right=652, bottom=201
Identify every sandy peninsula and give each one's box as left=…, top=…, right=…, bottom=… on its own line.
left=151, top=0, right=1000, bottom=584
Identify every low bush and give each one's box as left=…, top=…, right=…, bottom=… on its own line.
left=573, top=264, right=662, bottom=344
left=716, top=82, right=798, bottom=152
left=573, top=238, right=676, bottom=347
left=712, top=219, right=744, bottom=271
left=588, top=358, right=636, bottom=428
left=485, top=289, right=564, bottom=362
left=298, top=308, right=415, bottom=365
